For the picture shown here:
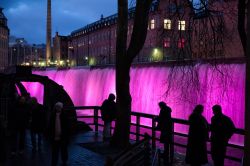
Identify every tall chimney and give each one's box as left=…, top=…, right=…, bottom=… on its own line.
left=46, top=0, right=51, bottom=65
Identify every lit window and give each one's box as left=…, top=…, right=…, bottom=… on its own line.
left=164, top=19, right=171, bottom=30
left=150, top=19, right=155, bottom=29
left=178, top=20, right=186, bottom=31
left=163, top=38, right=171, bottom=48
left=178, top=38, right=185, bottom=48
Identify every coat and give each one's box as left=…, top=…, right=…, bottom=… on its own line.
left=185, top=113, right=209, bottom=165
left=210, top=113, right=235, bottom=161
left=210, top=114, right=235, bottom=143
left=48, top=111, right=70, bottom=143
left=156, top=105, right=172, bottom=143
left=100, top=99, right=117, bottom=122
left=30, top=104, right=45, bottom=133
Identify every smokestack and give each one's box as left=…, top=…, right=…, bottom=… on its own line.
left=46, top=0, right=51, bottom=65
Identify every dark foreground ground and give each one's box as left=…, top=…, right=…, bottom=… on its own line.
left=0, top=130, right=235, bottom=166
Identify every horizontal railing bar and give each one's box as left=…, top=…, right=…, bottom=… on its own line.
left=72, top=105, right=244, bottom=163
left=131, top=123, right=153, bottom=129
left=77, top=116, right=94, bottom=118
left=73, top=106, right=244, bottom=135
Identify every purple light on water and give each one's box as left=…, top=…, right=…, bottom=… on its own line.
left=26, top=64, right=244, bottom=145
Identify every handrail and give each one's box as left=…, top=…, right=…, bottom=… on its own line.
left=65, top=106, right=245, bottom=163
left=151, top=149, right=160, bottom=166
left=112, top=133, right=151, bottom=166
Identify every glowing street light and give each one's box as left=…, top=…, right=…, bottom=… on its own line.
left=151, top=48, right=163, bottom=62
left=59, top=60, right=65, bottom=66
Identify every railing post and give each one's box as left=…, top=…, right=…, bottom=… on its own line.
left=152, top=117, right=156, bottom=149
left=170, top=120, right=174, bottom=165
left=136, top=115, right=140, bottom=142
left=94, top=107, right=99, bottom=136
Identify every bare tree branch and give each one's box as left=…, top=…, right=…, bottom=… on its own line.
left=127, top=0, right=153, bottom=62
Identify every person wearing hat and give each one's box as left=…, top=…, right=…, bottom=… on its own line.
left=48, top=102, right=70, bottom=166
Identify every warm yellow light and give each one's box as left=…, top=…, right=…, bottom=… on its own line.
left=40, top=62, right=46, bottom=66
left=151, top=48, right=163, bottom=62
left=66, top=59, right=70, bottom=63
left=33, top=62, right=37, bottom=65
left=89, top=57, right=96, bottom=66
left=59, top=60, right=65, bottom=65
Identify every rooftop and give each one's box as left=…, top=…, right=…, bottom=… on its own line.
left=70, top=0, right=159, bottom=37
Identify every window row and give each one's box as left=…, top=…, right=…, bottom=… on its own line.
left=163, top=38, right=185, bottom=48
left=150, top=19, right=186, bottom=31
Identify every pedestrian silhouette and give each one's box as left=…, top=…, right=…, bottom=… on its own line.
left=48, top=102, right=70, bottom=166
left=100, top=93, right=117, bottom=141
left=185, top=105, right=209, bottom=166
left=156, top=101, right=173, bottom=165
left=9, top=96, right=29, bottom=155
left=30, top=97, right=45, bottom=152
left=211, top=105, right=235, bottom=166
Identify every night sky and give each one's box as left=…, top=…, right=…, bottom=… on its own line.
left=0, top=0, right=117, bottom=44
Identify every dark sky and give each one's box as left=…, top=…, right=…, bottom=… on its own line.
left=0, top=0, right=117, bottom=44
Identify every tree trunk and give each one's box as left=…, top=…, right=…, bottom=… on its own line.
left=111, top=0, right=131, bottom=148
left=112, top=62, right=132, bottom=147
left=112, top=0, right=152, bottom=148
left=244, top=1, right=250, bottom=165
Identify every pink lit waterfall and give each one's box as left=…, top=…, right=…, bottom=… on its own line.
left=23, top=64, right=245, bottom=145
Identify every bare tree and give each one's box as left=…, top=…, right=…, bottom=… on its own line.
left=112, top=0, right=153, bottom=147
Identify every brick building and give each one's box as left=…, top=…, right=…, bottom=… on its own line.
left=0, top=8, right=9, bottom=71
left=68, top=0, right=243, bottom=66
left=53, top=32, right=69, bottom=66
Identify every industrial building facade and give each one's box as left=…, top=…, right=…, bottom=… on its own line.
left=0, top=8, right=9, bottom=71
left=68, top=0, right=243, bottom=67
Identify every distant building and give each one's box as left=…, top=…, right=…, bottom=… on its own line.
left=9, top=37, right=46, bottom=66
left=53, top=32, right=69, bottom=66
left=68, top=0, right=243, bottom=66
left=0, top=8, right=9, bottom=71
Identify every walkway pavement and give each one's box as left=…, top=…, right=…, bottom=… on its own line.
left=0, top=131, right=214, bottom=166
left=2, top=131, right=105, bottom=166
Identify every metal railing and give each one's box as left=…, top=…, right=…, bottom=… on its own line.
left=66, top=106, right=245, bottom=163
left=111, top=133, right=151, bottom=166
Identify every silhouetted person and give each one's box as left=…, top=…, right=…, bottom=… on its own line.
left=156, top=101, right=173, bottom=165
left=48, top=102, right=70, bottom=166
left=10, top=96, right=29, bottom=155
left=13, top=96, right=28, bottom=154
left=211, top=105, right=235, bottom=166
left=0, top=113, right=6, bottom=163
left=186, top=105, right=209, bottom=166
left=30, top=97, right=45, bottom=152
left=8, top=93, right=19, bottom=156
left=100, top=93, right=117, bottom=141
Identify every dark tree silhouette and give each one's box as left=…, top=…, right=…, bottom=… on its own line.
left=244, top=2, right=250, bottom=166
left=112, top=0, right=153, bottom=147
left=111, top=2, right=250, bottom=163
